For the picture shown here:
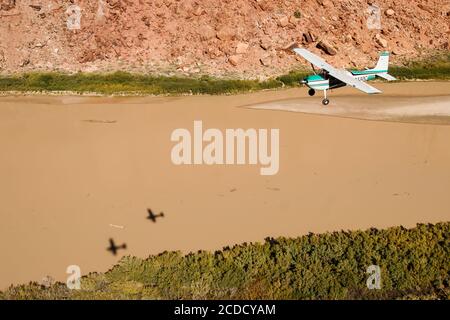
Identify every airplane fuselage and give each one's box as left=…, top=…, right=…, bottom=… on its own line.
left=304, top=69, right=384, bottom=91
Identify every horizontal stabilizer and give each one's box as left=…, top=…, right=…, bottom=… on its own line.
left=377, top=73, right=397, bottom=81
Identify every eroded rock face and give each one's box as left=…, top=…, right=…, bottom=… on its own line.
left=0, top=0, right=15, bottom=11
left=317, top=40, right=338, bottom=56
left=0, top=0, right=448, bottom=78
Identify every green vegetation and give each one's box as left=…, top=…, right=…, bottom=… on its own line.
left=0, top=72, right=283, bottom=95
left=276, top=70, right=309, bottom=86
left=390, top=52, right=450, bottom=80
left=0, top=53, right=448, bottom=95
left=1, top=223, right=448, bottom=300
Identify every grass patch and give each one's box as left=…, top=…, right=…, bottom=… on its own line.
left=1, top=222, right=448, bottom=300
left=0, top=72, right=285, bottom=95
left=276, top=70, right=310, bottom=86
left=390, top=52, right=450, bottom=80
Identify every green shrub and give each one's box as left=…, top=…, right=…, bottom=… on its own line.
left=0, top=72, right=285, bottom=95
left=390, top=52, right=450, bottom=80
left=1, top=222, right=448, bottom=300
left=276, top=70, right=309, bottom=86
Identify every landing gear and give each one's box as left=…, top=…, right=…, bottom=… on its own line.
left=322, top=89, right=330, bottom=106
left=308, top=89, right=316, bottom=96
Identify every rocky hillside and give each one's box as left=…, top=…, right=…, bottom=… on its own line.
left=0, top=0, right=449, bottom=79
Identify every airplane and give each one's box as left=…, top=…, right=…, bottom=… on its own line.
left=290, top=46, right=397, bottom=105
left=107, top=238, right=127, bottom=256
left=146, top=208, right=165, bottom=223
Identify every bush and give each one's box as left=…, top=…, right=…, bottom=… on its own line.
left=390, top=52, right=450, bottom=80
left=1, top=222, right=448, bottom=300
left=0, top=72, right=285, bottom=95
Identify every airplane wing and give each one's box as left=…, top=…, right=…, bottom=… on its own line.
left=292, top=48, right=382, bottom=94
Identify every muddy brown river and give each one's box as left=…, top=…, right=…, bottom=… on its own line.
left=0, top=82, right=449, bottom=288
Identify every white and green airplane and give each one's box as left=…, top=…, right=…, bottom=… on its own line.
left=291, top=47, right=397, bottom=105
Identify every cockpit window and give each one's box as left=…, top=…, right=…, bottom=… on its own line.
left=319, top=70, right=329, bottom=80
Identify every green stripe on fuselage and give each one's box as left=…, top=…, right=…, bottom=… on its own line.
left=351, top=69, right=387, bottom=75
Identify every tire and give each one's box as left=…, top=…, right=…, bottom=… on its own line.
left=322, top=99, right=330, bottom=106
left=308, top=89, right=316, bottom=96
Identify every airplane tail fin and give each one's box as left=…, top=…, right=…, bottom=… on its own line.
left=372, top=51, right=397, bottom=81
left=374, top=51, right=390, bottom=71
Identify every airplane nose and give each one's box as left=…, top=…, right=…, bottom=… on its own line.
left=300, top=79, right=307, bottom=84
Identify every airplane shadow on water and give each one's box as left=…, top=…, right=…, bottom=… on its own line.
left=107, top=238, right=127, bottom=256
left=146, top=208, right=165, bottom=223
left=106, top=208, right=166, bottom=255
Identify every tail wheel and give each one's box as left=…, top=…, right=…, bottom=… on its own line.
left=308, top=89, right=316, bottom=96
left=322, top=99, right=330, bottom=106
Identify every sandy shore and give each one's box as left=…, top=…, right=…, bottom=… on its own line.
left=0, top=82, right=449, bottom=289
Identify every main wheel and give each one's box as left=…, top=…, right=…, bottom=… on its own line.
left=308, top=89, right=316, bottom=96
left=322, top=99, right=330, bottom=106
